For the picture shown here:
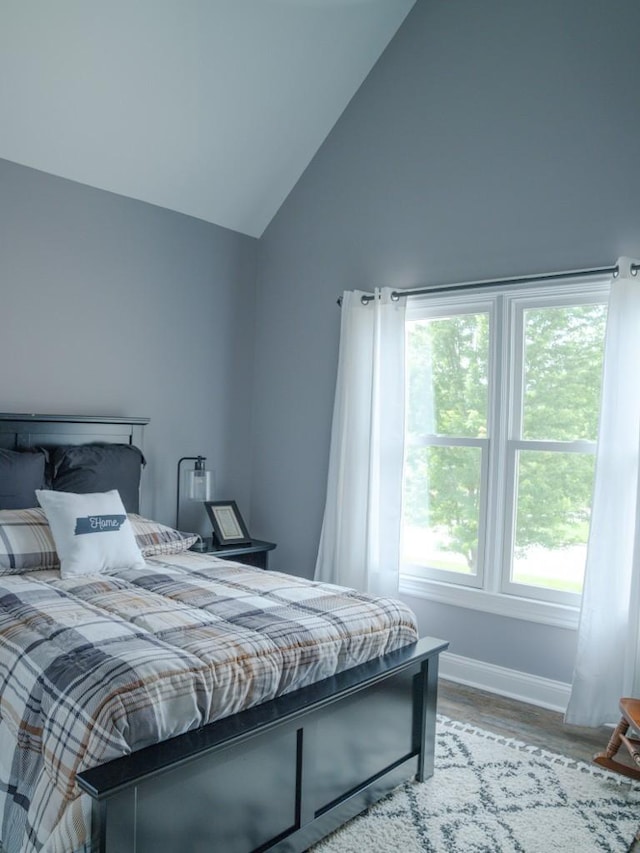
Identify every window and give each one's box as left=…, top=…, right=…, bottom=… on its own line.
left=400, top=280, right=608, bottom=625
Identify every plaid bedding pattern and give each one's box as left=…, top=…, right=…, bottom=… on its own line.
left=0, top=552, right=418, bottom=852
left=127, top=514, right=199, bottom=556
left=0, top=509, right=59, bottom=573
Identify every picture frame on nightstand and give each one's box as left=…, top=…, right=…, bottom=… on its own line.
left=205, top=500, right=252, bottom=546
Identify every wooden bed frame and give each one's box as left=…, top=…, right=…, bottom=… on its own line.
left=0, top=413, right=448, bottom=853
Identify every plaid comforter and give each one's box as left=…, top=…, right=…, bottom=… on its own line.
left=0, top=552, right=418, bottom=852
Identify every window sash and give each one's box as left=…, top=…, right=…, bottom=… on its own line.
left=401, top=436, right=490, bottom=590
left=500, top=441, right=596, bottom=606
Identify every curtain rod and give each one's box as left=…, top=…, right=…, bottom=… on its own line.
left=338, top=262, right=637, bottom=306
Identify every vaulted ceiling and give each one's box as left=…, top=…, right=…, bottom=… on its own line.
left=0, top=1, right=415, bottom=237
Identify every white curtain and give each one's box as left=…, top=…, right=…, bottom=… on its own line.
left=565, top=258, right=640, bottom=726
left=314, top=288, right=406, bottom=596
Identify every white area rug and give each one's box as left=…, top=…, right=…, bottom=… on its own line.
left=312, top=716, right=640, bottom=853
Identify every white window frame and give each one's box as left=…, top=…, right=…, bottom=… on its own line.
left=399, top=277, right=610, bottom=629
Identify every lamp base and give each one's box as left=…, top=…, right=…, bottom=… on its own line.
left=191, top=538, right=209, bottom=552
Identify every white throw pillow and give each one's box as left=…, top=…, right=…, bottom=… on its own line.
left=36, top=489, right=146, bottom=577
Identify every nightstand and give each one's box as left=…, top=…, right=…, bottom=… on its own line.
left=192, top=538, right=276, bottom=570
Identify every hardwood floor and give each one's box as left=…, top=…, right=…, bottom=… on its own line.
left=437, top=678, right=617, bottom=765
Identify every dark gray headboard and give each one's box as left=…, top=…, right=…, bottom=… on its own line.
left=0, top=413, right=149, bottom=451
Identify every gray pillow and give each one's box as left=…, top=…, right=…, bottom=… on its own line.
left=50, top=443, right=145, bottom=513
left=0, top=449, right=46, bottom=509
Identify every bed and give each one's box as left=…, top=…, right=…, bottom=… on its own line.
left=0, top=413, right=448, bottom=853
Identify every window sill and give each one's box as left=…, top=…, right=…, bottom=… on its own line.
left=399, top=575, right=580, bottom=630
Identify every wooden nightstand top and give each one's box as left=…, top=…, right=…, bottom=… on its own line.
left=192, top=538, right=276, bottom=557
left=191, top=538, right=276, bottom=570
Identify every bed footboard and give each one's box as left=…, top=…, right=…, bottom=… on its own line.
left=78, top=636, right=448, bottom=853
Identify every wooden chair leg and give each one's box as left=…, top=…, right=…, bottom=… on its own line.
left=605, top=717, right=630, bottom=759
left=594, top=716, right=640, bottom=780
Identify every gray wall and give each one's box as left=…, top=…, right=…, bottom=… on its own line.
left=252, top=0, right=640, bottom=682
left=0, top=158, right=258, bottom=535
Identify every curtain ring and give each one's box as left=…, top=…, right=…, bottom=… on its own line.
left=391, top=291, right=400, bottom=302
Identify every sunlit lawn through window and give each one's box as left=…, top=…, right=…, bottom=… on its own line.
left=402, top=525, right=586, bottom=594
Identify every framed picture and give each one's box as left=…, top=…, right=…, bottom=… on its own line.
left=204, top=500, right=251, bottom=546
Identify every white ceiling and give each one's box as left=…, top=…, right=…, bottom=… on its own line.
left=0, top=0, right=415, bottom=237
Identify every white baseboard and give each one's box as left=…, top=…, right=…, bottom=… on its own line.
left=439, top=651, right=571, bottom=714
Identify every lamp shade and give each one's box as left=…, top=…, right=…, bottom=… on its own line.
left=186, top=463, right=212, bottom=502
left=176, top=456, right=213, bottom=531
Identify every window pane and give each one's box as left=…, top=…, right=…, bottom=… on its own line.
left=522, top=304, right=607, bottom=441
left=406, top=312, right=489, bottom=438
left=512, top=450, right=595, bottom=593
left=402, top=445, right=482, bottom=575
